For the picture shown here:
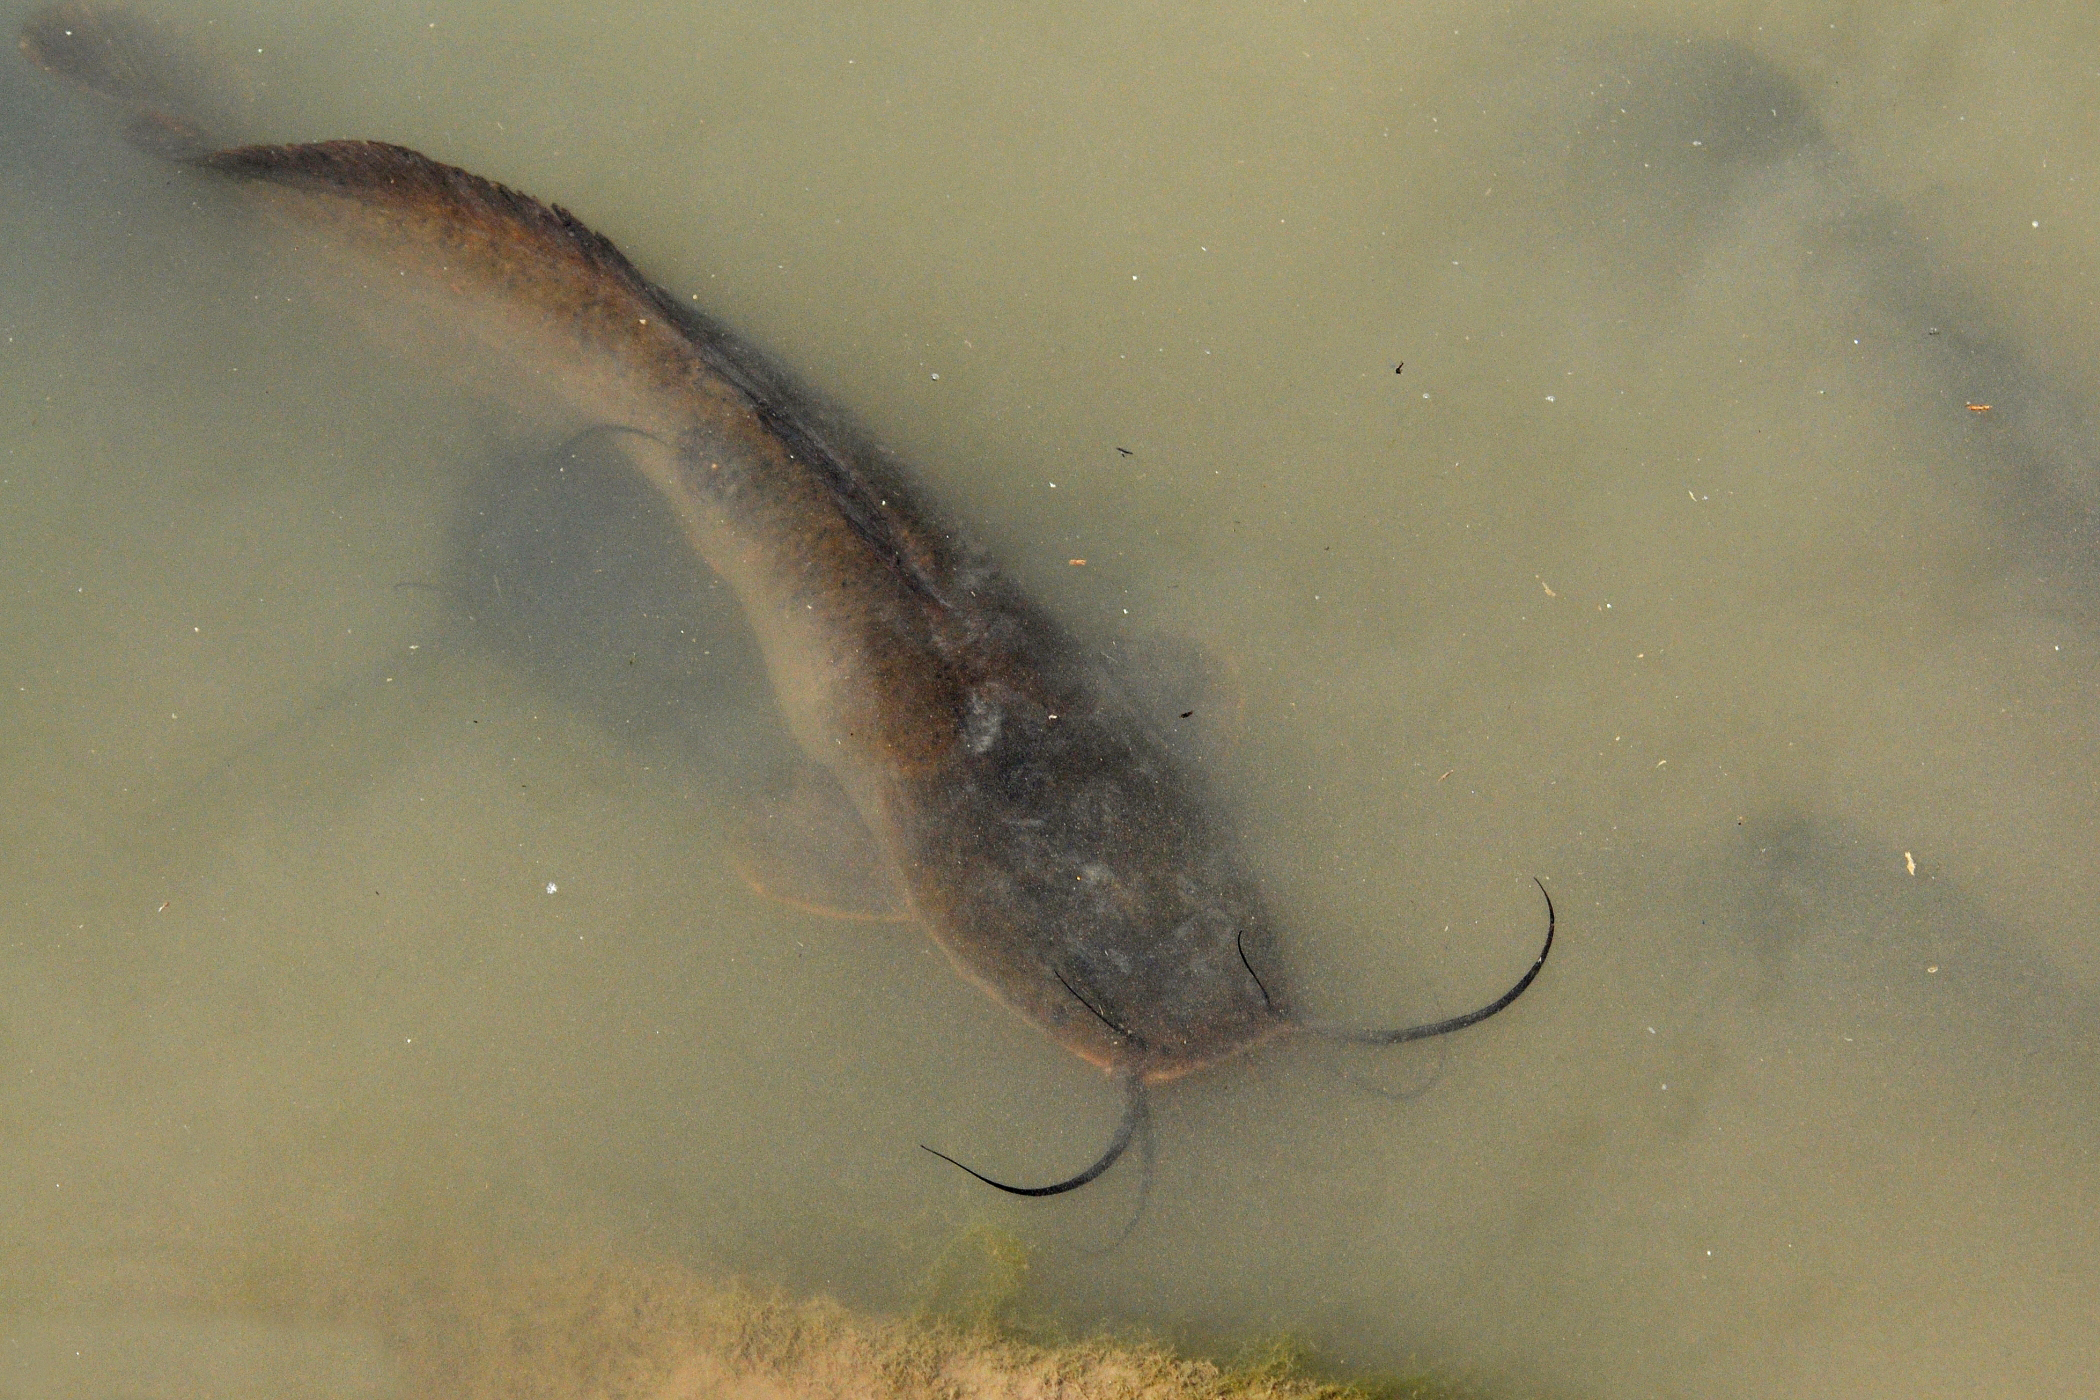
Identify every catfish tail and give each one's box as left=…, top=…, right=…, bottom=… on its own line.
left=20, top=3, right=247, bottom=159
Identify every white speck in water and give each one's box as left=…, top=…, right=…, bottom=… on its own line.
left=544, top=882, right=558, bottom=895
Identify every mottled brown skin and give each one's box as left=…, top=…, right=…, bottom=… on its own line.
left=24, top=6, right=1291, bottom=1084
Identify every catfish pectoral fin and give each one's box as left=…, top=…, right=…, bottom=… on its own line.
left=1304, top=877, right=1555, bottom=1047
left=921, top=1073, right=1145, bottom=1198
left=729, top=763, right=912, bottom=923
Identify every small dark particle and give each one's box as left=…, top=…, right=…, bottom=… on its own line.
left=1395, top=362, right=1404, bottom=374
left=1115, top=447, right=1134, bottom=457
left=1180, top=710, right=1195, bottom=719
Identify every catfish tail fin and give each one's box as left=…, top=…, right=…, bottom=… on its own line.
left=20, top=3, right=248, bottom=160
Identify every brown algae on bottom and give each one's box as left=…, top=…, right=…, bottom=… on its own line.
left=375, top=1256, right=1497, bottom=1400
left=219, top=1232, right=1500, bottom=1400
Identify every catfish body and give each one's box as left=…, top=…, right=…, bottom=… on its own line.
left=23, top=6, right=1288, bottom=1084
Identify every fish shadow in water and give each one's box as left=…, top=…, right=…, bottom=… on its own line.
left=439, top=427, right=784, bottom=785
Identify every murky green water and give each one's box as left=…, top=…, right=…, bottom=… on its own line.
left=4, top=2, right=2097, bottom=1396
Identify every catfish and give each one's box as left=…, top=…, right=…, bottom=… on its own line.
left=21, top=3, right=1550, bottom=1196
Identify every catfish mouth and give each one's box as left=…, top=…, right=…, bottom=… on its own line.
left=1128, top=1014, right=1294, bottom=1085
left=1041, top=933, right=1293, bottom=1086
left=1054, top=1007, right=1294, bottom=1086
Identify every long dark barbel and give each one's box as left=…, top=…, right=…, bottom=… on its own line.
left=931, top=882, right=1551, bottom=1197
left=22, top=4, right=1555, bottom=1202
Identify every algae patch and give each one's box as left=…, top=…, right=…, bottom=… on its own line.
left=356, top=1249, right=1493, bottom=1400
